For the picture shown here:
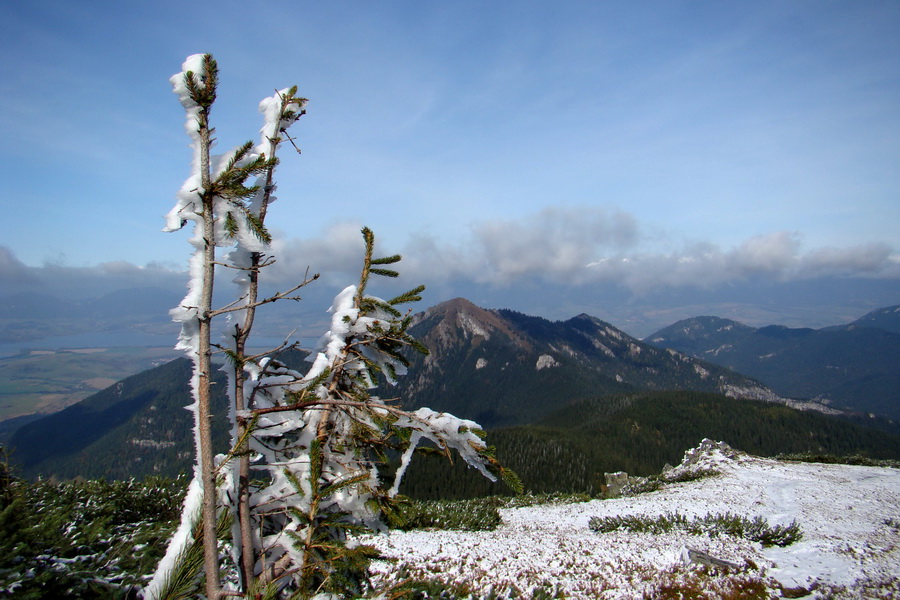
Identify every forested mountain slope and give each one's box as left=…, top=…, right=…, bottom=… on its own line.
left=398, top=391, right=900, bottom=500
left=843, top=304, right=900, bottom=333
left=8, top=358, right=225, bottom=479
left=8, top=350, right=308, bottom=479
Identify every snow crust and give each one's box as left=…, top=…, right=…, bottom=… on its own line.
left=362, top=445, right=900, bottom=598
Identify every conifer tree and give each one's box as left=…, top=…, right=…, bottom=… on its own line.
left=148, top=54, right=517, bottom=600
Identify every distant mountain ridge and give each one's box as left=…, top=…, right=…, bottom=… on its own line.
left=646, top=305, right=900, bottom=418
left=841, top=304, right=900, bottom=334
left=388, top=298, right=796, bottom=428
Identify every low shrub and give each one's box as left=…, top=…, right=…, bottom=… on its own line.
left=0, top=475, right=186, bottom=598
left=588, top=511, right=802, bottom=547
left=663, top=467, right=722, bottom=484
left=621, top=477, right=663, bottom=496
left=397, top=492, right=593, bottom=532
left=501, top=491, right=591, bottom=508
left=646, top=568, right=773, bottom=600
left=398, top=497, right=503, bottom=531
left=616, top=468, right=721, bottom=498
left=379, top=565, right=565, bottom=600
left=775, top=453, right=900, bottom=468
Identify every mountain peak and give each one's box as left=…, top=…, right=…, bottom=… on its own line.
left=416, top=297, right=532, bottom=352
left=848, top=304, right=900, bottom=334
left=422, top=297, right=486, bottom=319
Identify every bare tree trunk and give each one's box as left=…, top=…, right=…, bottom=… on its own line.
left=197, top=115, right=222, bottom=600
left=233, top=301, right=257, bottom=586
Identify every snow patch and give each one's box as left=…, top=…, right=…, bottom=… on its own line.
left=594, top=340, right=615, bottom=358
left=604, top=326, right=623, bottom=340
left=130, top=439, right=176, bottom=449
left=457, top=312, right=490, bottom=340
left=361, top=441, right=900, bottom=598
left=536, top=354, right=560, bottom=370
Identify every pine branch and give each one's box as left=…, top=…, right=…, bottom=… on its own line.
left=369, top=268, right=399, bottom=278
left=184, top=54, right=218, bottom=111
left=387, top=285, right=426, bottom=306
left=371, top=254, right=401, bottom=265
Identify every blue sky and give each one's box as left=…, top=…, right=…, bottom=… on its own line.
left=1, top=1, right=899, bottom=334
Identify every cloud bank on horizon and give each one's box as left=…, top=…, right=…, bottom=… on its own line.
left=3, top=205, right=897, bottom=297
left=1, top=1, right=898, bottom=327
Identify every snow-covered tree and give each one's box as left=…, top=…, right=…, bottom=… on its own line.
left=147, top=54, right=517, bottom=600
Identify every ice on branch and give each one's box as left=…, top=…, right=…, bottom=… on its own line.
left=390, top=408, right=496, bottom=497
left=257, top=88, right=307, bottom=156
left=163, top=54, right=209, bottom=234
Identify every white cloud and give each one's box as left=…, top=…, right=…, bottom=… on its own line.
left=267, top=222, right=369, bottom=286
left=581, top=232, right=900, bottom=293
left=0, top=247, right=185, bottom=300
left=467, top=206, right=639, bottom=284
left=261, top=209, right=900, bottom=297
left=3, top=209, right=897, bottom=313
left=730, top=232, right=801, bottom=275
left=799, top=243, right=896, bottom=277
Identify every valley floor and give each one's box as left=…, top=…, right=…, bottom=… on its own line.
left=361, top=444, right=900, bottom=599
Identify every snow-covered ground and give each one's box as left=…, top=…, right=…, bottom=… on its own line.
left=361, top=441, right=900, bottom=598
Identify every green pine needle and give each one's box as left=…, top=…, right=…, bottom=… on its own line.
left=223, top=212, right=238, bottom=238
left=320, top=472, right=371, bottom=498
left=370, top=268, right=399, bottom=278
left=501, top=466, right=525, bottom=495
left=244, top=211, right=272, bottom=244
left=388, top=285, right=425, bottom=306
left=371, top=254, right=402, bottom=265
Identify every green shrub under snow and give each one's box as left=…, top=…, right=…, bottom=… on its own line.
left=398, top=496, right=504, bottom=531
left=397, top=492, right=592, bottom=532
left=588, top=511, right=802, bottom=547
left=617, top=468, right=721, bottom=498
left=500, top=491, right=592, bottom=508
left=775, top=452, right=900, bottom=468
left=0, top=474, right=186, bottom=598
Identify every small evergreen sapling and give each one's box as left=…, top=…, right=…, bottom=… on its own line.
left=148, top=54, right=516, bottom=600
